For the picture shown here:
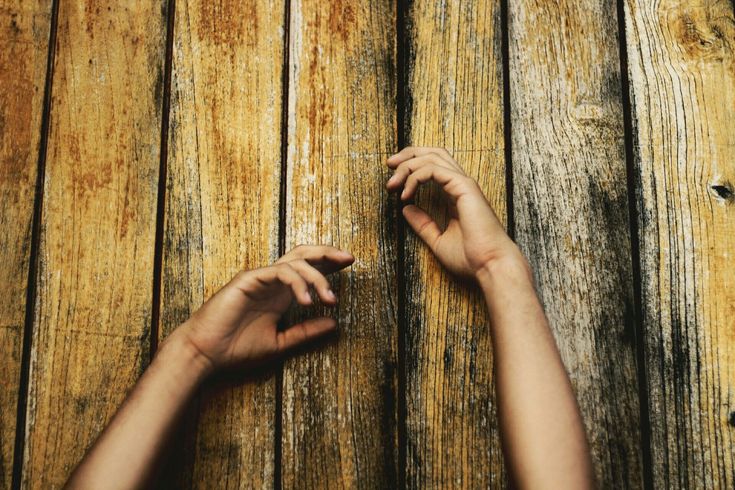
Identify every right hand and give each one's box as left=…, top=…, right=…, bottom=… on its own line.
left=386, top=147, right=526, bottom=280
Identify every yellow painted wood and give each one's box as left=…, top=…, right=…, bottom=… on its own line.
left=402, top=0, right=506, bottom=487
left=21, top=1, right=167, bottom=487
left=0, top=1, right=51, bottom=486
left=281, top=0, right=399, bottom=487
left=624, top=0, right=735, bottom=487
left=159, top=0, right=285, bottom=487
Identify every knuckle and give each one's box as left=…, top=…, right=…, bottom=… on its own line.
left=277, top=263, right=294, bottom=275
left=289, top=258, right=307, bottom=267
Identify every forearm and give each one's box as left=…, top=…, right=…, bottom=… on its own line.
left=66, top=331, right=211, bottom=489
left=477, top=257, right=594, bottom=489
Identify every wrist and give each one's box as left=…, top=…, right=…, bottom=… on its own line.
left=474, top=252, right=534, bottom=290
left=155, top=327, right=215, bottom=385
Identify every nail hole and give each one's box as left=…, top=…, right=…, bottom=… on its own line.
left=709, top=183, right=734, bottom=202
left=729, top=411, right=735, bottom=428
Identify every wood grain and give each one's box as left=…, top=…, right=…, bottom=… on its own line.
left=624, top=0, right=735, bottom=487
left=508, top=0, right=644, bottom=486
left=159, top=0, right=285, bottom=487
left=0, top=0, right=51, bottom=486
left=20, top=1, right=167, bottom=487
left=281, top=0, right=398, bottom=487
left=402, top=1, right=506, bottom=487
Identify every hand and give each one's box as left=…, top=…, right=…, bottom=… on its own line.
left=165, top=245, right=354, bottom=374
left=386, top=147, right=525, bottom=280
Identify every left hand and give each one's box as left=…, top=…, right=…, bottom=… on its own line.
left=165, top=245, right=354, bottom=374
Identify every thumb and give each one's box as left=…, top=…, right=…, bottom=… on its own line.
left=402, top=205, right=441, bottom=250
left=276, top=317, right=336, bottom=352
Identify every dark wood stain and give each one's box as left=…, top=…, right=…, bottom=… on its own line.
left=2, top=0, right=734, bottom=487
left=0, top=1, right=52, bottom=487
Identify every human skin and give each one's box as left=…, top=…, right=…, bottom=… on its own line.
left=386, top=146, right=595, bottom=489
left=66, top=146, right=593, bottom=489
left=65, top=245, right=355, bottom=489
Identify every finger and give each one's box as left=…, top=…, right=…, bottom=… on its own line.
left=386, top=153, right=459, bottom=190
left=402, top=205, right=441, bottom=250
left=287, top=259, right=337, bottom=305
left=276, top=317, right=337, bottom=352
left=255, top=264, right=312, bottom=305
left=387, top=146, right=459, bottom=169
left=401, top=164, right=467, bottom=201
left=277, top=245, right=354, bottom=274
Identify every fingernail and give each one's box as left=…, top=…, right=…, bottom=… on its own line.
left=387, top=174, right=396, bottom=184
left=304, top=292, right=312, bottom=303
left=327, top=289, right=336, bottom=300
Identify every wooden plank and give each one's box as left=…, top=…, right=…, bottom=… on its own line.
left=159, top=0, right=285, bottom=487
left=624, top=0, right=735, bottom=486
left=281, top=0, right=398, bottom=487
left=20, top=2, right=167, bottom=487
left=0, top=1, right=51, bottom=486
left=508, top=0, right=644, bottom=486
left=402, top=1, right=506, bottom=487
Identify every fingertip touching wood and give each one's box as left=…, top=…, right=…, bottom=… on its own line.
left=624, top=0, right=735, bottom=487
left=8, top=0, right=733, bottom=487
left=402, top=0, right=507, bottom=487
left=281, top=0, right=399, bottom=487
left=159, top=0, right=286, bottom=487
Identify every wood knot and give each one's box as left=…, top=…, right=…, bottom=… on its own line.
left=666, top=6, right=734, bottom=62
left=709, top=182, right=734, bottom=203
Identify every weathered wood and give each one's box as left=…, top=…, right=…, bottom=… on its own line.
left=159, top=0, right=285, bottom=487
left=0, top=1, right=51, bottom=486
left=281, top=0, right=398, bottom=487
left=508, top=0, right=644, bottom=486
left=624, top=0, right=735, bottom=487
left=20, top=1, right=167, bottom=487
left=402, top=1, right=506, bottom=487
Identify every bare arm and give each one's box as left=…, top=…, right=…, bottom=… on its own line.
left=66, top=245, right=354, bottom=489
left=386, top=147, right=594, bottom=489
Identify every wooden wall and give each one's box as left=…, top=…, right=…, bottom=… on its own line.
left=0, top=0, right=733, bottom=488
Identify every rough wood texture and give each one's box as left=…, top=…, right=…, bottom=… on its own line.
left=508, top=0, right=644, bottom=486
left=281, top=0, right=398, bottom=487
left=624, top=0, right=735, bottom=487
left=21, top=2, right=166, bottom=487
left=159, top=0, right=285, bottom=487
left=402, top=1, right=506, bottom=487
left=0, top=1, right=51, bottom=486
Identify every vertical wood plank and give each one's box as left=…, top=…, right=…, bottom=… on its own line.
left=21, top=1, right=167, bottom=487
left=0, top=1, right=51, bottom=486
left=402, top=1, right=507, bottom=487
left=508, top=0, right=644, bottom=486
left=160, top=0, right=284, bottom=487
left=624, top=0, right=735, bottom=486
left=281, top=0, right=398, bottom=487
